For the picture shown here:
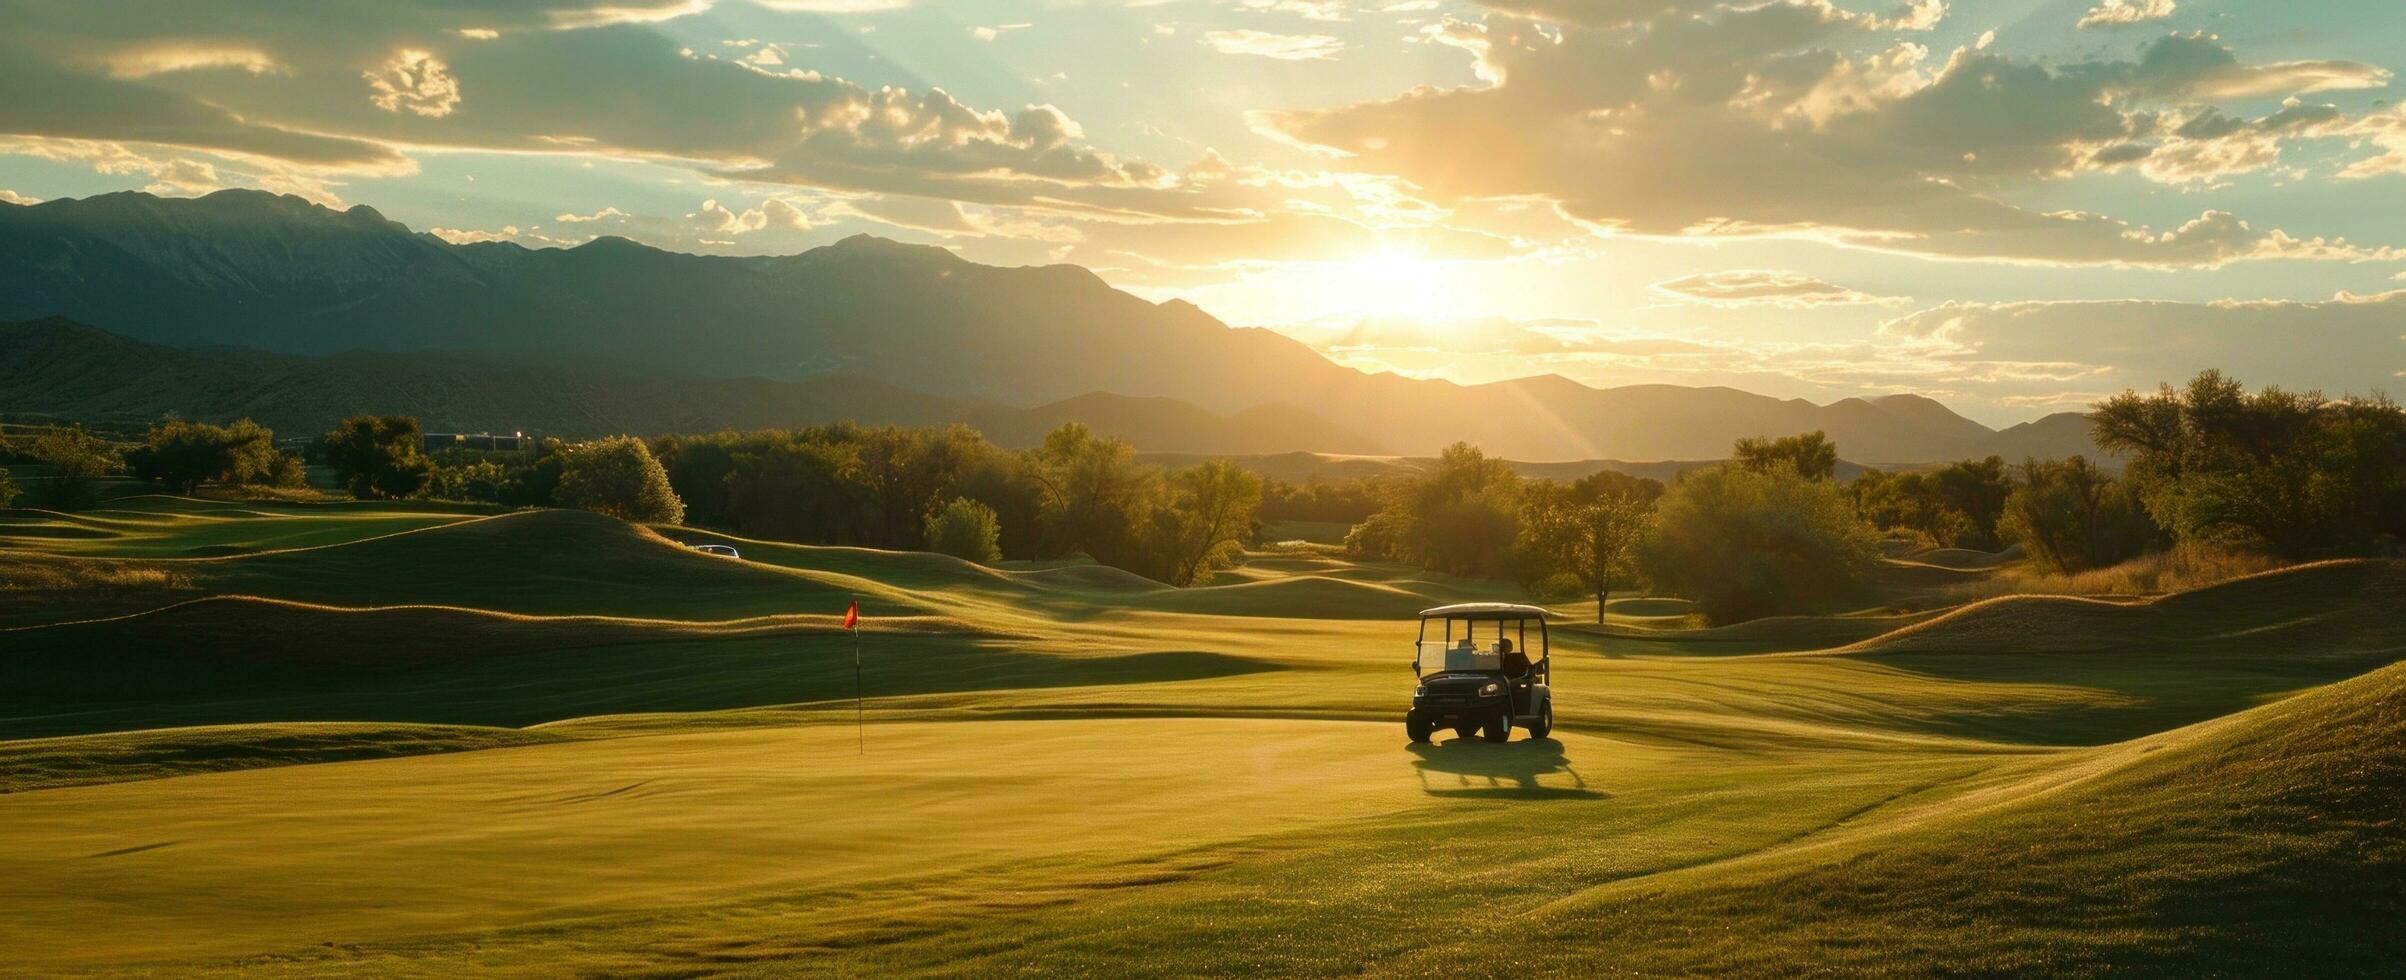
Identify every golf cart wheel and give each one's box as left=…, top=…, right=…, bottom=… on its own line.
left=1406, top=717, right=1433, bottom=744
left=1525, top=701, right=1553, bottom=739
left=1453, top=723, right=1478, bottom=740
left=1481, top=711, right=1512, bottom=742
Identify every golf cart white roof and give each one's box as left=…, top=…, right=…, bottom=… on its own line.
left=1419, top=602, right=1549, bottom=621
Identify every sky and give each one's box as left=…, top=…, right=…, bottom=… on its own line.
left=2, top=0, right=2403, bottom=425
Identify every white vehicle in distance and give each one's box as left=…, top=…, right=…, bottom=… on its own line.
left=692, top=543, right=742, bottom=559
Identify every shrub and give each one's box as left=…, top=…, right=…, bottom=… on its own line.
left=923, top=497, right=1003, bottom=564
left=1641, top=465, right=1880, bottom=622
left=0, top=468, right=17, bottom=507
left=555, top=435, right=685, bottom=524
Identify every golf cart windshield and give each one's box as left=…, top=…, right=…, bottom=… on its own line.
left=1415, top=603, right=1547, bottom=677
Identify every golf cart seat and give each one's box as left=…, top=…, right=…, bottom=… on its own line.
left=1499, top=647, right=1532, bottom=677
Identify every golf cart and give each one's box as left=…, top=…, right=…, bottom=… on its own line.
left=1406, top=602, right=1551, bottom=743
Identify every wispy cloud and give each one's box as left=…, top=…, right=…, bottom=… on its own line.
left=1651, top=271, right=1905, bottom=309
left=2077, top=0, right=2176, bottom=29
left=1203, top=29, right=1344, bottom=61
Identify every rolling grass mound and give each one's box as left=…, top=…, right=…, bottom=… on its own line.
left=1843, top=559, right=2406, bottom=657
left=1, top=499, right=480, bottom=558
left=1133, top=573, right=1447, bottom=619
left=7, top=595, right=821, bottom=669
left=1477, top=658, right=2406, bottom=975
left=1605, top=595, right=1694, bottom=617
left=0, top=721, right=567, bottom=793
left=1011, top=561, right=1172, bottom=593
left=1570, top=609, right=1939, bottom=655
left=204, top=509, right=923, bottom=620
left=1837, top=593, right=2154, bottom=655
left=0, top=555, right=197, bottom=628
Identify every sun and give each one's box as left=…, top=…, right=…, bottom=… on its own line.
left=1319, top=247, right=1446, bottom=316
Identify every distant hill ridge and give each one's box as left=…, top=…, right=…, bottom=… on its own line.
left=0, top=317, right=1382, bottom=455
left=0, top=190, right=2100, bottom=463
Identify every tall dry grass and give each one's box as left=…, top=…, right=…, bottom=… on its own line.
left=1940, top=543, right=2287, bottom=603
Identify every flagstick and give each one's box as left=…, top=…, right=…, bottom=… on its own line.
left=852, top=597, right=864, bottom=756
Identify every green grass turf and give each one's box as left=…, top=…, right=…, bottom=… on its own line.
left=0, top=497, right=2399, bottom=974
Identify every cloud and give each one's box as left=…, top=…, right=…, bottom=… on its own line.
left=971, top=23, right=1030, bottom=41
left=0, top=0, right=1236, bottom=221
left=1260, top=12, right=2400, bottom=267
left=753, top=0, right=909, bottom=10
left=1241, top=0, right=1351, bottom=20
left=1650, top=270, right=1904, bottom=308
left=760, top=197, right=810, bottom=231
left=554, top=206, right=626, bottom=222
left=105, top=44, right=285, bottom=78
left=363, top=50, right=460, bottom=117
left=1203, top=30, right=1345, bottom=60
left=139, top=158, right=222, bottom=196
left=691, top=196, right=810, bottom=234
left=427, top=225, right=520, bottom=243
left=0, top=189, right=40, bottom=205
left=2077, top=0, right=2174, bottom=28
left=694, top=198, right=765, bottom=234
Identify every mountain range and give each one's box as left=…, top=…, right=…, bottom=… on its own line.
left=0, top=189, right=2100, bottom=464
left=0, top=318, right=1383, bottom=455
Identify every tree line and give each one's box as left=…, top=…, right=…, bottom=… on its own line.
left=10, top=369, right=2395, bottom=611
left=7, top=413, right=1262, bottom=589
left=646, top=422, right=1260, bottom=585
left=1338, top=371, right=2406, bottom=622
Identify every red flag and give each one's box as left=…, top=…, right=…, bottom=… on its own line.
left=842, top=600, right=859, bottom=631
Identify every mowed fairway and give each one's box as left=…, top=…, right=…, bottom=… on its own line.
left=3, top=497, right=2402, bottom=975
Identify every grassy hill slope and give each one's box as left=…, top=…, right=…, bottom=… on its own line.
left=0, top=496, right=2398, bottom=974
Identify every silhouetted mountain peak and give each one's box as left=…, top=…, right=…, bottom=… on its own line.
left=0, top=191, right=2106, bottom=462
left=816, top=233, right=959, bottom=263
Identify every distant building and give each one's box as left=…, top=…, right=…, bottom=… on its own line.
left=424, top=431, right=527, bottom=453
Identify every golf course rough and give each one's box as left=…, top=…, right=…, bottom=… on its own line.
left=2, top=496, right=2401, bottom=975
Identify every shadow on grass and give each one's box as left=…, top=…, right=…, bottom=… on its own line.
left=1408, top=737, right=1602, bottom=799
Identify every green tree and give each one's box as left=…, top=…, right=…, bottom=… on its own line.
left=1347, top=442, right=1523, bottom=577
left=555, top=435, right=685, bottom=524
left=28, top=425, right=121, bottom=510
left=1028, top=423, right=1160, bottom=569
left=1998, top=456, right=2160, bottom=574
left=322, top=416, right=433, bottom=500
left=2094, top=371, right=2406, bottom=557
left=923, top=497, right=1003, bottom=564
left=0, top=467, right=19, bottom=507
left=723, top=435, right=861, bottom=542
left=1851, top=456, right=2013, bottom=549
left=1641, top=465, right=1879, bottom=622
left=1520, top=481, right=1652, bottom=622
left=1733, top=430, right=1838, bottom=482
left=126, top=419, right=293, bottom=494
left=1149, top=459, right=1264, bottom=587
